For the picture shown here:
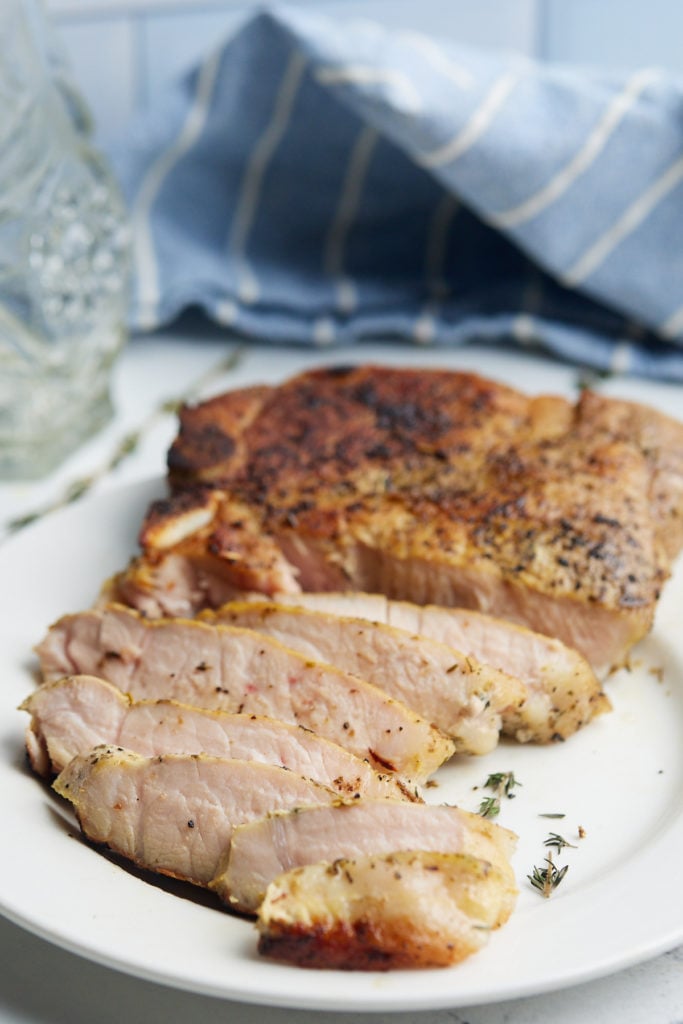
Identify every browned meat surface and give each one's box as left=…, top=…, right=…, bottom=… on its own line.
left=168, top=385, right=271, bottom=486
left=257, top=850, right=516, bottom=970
left=36, top=605, right=454, bottom=780
left=112, top=366, right=683, bottom=672
left=20, top=675, right=415, bottom=801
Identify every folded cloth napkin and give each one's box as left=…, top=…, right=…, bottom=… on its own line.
left=109, top=6, right=683, bottom=379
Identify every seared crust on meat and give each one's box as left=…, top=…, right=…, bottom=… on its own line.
left=573, top=389, right=683, bottom=564
left=257, top=850, right=517, bottom=970
left=114, top=366, right=683, bottom=669
left=168, top=386, right=270, bottom=485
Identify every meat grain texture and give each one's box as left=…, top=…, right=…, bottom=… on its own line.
left=37, top=605, right=454, bottom=780
left=53, top=746, right=339, bottom=886
left=113, top=366, right=683, bottom=673
left=21, top=675, right=414, bottom=800
left=207, top=598, right=608, bottom=743
left=214, top=798, right=517, bottom=915
left=203, top=600, right=525, bottom=752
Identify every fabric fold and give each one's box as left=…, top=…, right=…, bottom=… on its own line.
left=108, top=7, right=683, bottom=378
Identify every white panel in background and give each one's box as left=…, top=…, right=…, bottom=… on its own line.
left=142, top=0, right=539, bottom=105
left=45, top=0, right=538, bottom=47
left=45, top=0, right=540, bottom=138
left=55, top=17, right=137, bottom=143
left=141, top=7, right=248, bottom=106
left=541, top=0, right=683, bottom=72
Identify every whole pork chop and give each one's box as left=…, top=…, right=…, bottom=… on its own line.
left=113, top=366, right=683, bottom=672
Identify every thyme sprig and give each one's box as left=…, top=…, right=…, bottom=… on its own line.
left=478, top=796, right=500, bottom=819
left=543, top=832, right=577, bottom=853
left=477, top=771, right=522, bottom=818
left=529, top=829, right=578, bottom=898
left=528, top=852, right=569, bottom=898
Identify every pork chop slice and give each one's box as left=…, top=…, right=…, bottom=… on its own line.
left=36, top=605, right=454, bottom=781
left=113, top=366, right=683, bottom=671
left=20, top=675, right=415, bottom=801
left=202, top=601, right=525, bottom=755
left=261, top=592, right=609, bottom=743
left=257, top=851, right=516, bottom=970
left=213, top=798, right=516, bottom=914
left=53, top=747, right=339, bottom=886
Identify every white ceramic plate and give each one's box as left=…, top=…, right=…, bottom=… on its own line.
left=1, top=476, right=682, bottom=1012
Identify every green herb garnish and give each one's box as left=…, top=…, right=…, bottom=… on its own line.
left=528, top=853, right=569, bottom=898
left=543, top=832, right=577, bottom=853
left=477, top=771, right=521, bottom=818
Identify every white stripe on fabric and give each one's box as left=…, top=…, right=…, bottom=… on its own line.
left=132, top=47, right=222, bottom=329
left=315, top=66, right=422, bottom=115
left=411, top=193, right=460, bottom=342
left=413, top=308, right=437, bottom=344
left=229, top=51, right=307, bottom=304
left=400, top=32, right=474, bottom=91
left=491, top=68, right=661, bottom=229
left=336, top=277, right=358, bottom=314
left=609, top=341, right=633, bottom=373
left=312, top=315, right=336, bottom=345
left=425, top=192, right=460, bottom=298
left=564, top=151, right=683, bottom=286
left=347, top=13, right=473, bottom=94
left=214, top=299, right=238, bottom=326
left=512, top=313, right=538, bottom=347
left=324, top=125, right=377, bottom=315
left=661, top=303, right=683, bottom=339
left=417, top=69, right=522, bottom=169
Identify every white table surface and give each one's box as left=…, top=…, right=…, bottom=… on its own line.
left=1, top=322, right=682, bottom=1024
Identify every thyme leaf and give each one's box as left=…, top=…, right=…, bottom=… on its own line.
left=543, top=832, right=577, bottom=853
left=528, top=852, right=569, bottom=899
left=477, top=771, right=521, bottom=818
left=478, top=796, right=500, bottom=819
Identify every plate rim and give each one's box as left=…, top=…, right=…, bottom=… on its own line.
left=1, top=475, right=683, bottom=1012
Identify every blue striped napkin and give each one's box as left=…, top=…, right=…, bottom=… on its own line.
left=109, top=6, right=683, bottom=379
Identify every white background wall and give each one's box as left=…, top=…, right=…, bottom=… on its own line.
left=45, top=0, right=683, bottom=144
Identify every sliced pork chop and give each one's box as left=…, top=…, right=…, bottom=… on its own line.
left=257, top=850, right=516, bottom=970
left=53, top=747, right=339, bottom=886
left=261, top=592, right=609, bottom=743
left=203, top=601, right=525, bottom=755
left=20, top=675, right=415, bottom=801
left=112, top=366, right=683, bottom=671
left=36, top=606, right=454, bottom=781
left=213, top=798, right=516, bottom=914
